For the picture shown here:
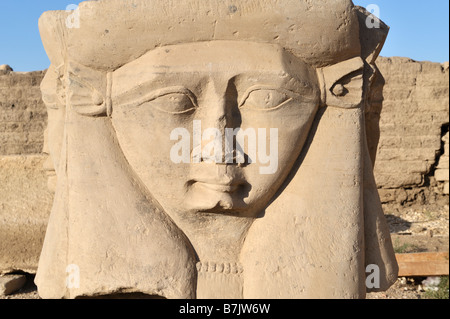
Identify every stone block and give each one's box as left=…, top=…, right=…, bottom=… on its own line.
left=435, top=169, right=450, bottom=182
left=378, top=188, right=408, bottom=204
left=437, top=155, right=449, bottom=169
left=0, top=275, right=27, bottom=296
left=0, top=71, right=46, bottom=156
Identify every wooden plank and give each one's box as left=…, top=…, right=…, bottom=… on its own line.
left=396, top=252, right=449, bottom=277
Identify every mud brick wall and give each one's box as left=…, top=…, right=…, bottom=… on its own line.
left=0, top=69, right=52, bottom=274
left=435, top=132, right=449, bottom=195
left=0, top=71, right=47, bottom=155
left=374, top=57, right=449, bottom=203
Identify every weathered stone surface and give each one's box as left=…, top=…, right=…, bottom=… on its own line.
left=437, top=156, right=449, bottom=170
left=444, top=183, right=449, bottom=195
left=435, top=169, right=449, bottom=182
left=0, top=274, right=27, bottom=296
left=33, top=0, right=397, bottom=299
left=0, top=69, right=51, bottom=275
left=374, top=57, right=449, bottom=201
left=0, top=155, right=53, bottom=274
left=0, top=58, right=447, bottom=280
left=436, top=133, right=450, bottom=189
left=0, top=71, right=47, bottom=155
left=1, top=0, right=448, bottom=299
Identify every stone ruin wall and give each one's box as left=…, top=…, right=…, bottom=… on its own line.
left=0, top=70, right=53, bottom=273
left=0, top=71, right=47, bottom=155
left=374, top=57, right=449, bottom=205
left=0, top=57, right=448, bottom=273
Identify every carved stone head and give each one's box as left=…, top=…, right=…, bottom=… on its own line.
left=37, top=0, right=397, bottom=299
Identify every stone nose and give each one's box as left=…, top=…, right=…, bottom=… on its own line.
left=202, top=79, right=241, bottom=131
left=190, top=85, right=243, bottom=165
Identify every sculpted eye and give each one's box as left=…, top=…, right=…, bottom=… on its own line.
left=140, top=87, right=197, bottom=114
left=239, top=87, right=294, bottom=111
left=152, top=93, right=196, bottom=114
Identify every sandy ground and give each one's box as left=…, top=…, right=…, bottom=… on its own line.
left=367, top=202, right=449, bottom=299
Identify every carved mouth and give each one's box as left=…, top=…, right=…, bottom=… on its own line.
left=184, top=165, right=251, bottom=213
left=195, top=181, right=240, bottom=193
left=184, top=175, right=252, bottom=214
left=187, top=166, right=246, bottom=194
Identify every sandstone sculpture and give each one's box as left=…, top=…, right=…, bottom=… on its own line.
left=36, top=0, right=398, bottom=299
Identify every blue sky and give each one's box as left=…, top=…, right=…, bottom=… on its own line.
left=0, top=0, right=448, bottom=72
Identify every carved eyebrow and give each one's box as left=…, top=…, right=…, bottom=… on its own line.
left=234, top=71, right=317, bottom=93
left=238, top=85, right=299, bottom=108
left=114, top=86, right=197, bottom=108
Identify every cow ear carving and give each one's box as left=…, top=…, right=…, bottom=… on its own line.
left=66, top=62, right=109, bottom=116
left=317, top=57, right=365, bottom=109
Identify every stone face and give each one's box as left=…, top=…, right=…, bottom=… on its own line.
left=0, top=56, right=447, bottom=283
left=1, top=1, right=447, bottom=296
left=0, top=274, right=27, bottom=296
left=0, top=68, right=53, bottom=275
left=33, top=0, right=397, bottom=299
